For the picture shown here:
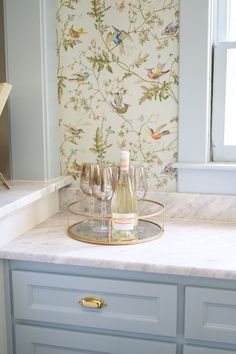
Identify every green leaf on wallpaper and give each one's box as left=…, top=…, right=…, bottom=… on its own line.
left=122, top=72, right=133, bottom=81
left=63, top=39, right=79, bottom=51
left=145, top=12, right=163, bottom=27
left=87, top=51, right=112, bottom=73
left=163, top=39, right=169, bottom=47
left=63, top=0, right=80, bottom=10
left=87, top=0, right=111, bottom=25
left=90, top=127, right=113, bottom=162
left=58, top=76, right=67, bottom=103
left=139, top=85, right=160, bottom=104
left=111, top=53, right=118, bottom=62
left=132, top=52, right=149, bottom=69
left=138, top=28, right=150, bottom=45
left=171, top=71, right=179, bottom=85
left=107, top=65, right=113, bottom=73
left=175, top=10, right=179, bottom=18
left=139, top=81, right=175, bottom=104
left=80, top=98, right=91, bottom=111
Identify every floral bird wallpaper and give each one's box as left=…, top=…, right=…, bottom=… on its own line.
left=57, top=0, right=179, bottom=191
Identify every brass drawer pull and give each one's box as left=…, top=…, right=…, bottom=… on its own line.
left=79, top=296, right=107, bottom=309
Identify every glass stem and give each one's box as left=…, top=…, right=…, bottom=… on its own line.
left=89, top=195, right=95, bottom=227
left=101, top=201, right=107, bottom=230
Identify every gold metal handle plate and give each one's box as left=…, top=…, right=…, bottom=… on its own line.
left=79, top=296, right=107, bottom=309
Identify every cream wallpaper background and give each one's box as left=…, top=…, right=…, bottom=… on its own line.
left=57, top=0, right=179, bottom=191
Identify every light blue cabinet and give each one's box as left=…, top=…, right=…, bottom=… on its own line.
left=6, top=260, right=236, bottom=354
left=185, top=286, right=236, bottom=344
left=12, top=270, right=177, bottom=336
left=15, top=325, right=176, bottom=354
left=184, top=345, right=236, bottom=354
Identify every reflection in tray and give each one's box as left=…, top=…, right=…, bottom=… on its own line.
left=67, top=199, right=164, bottom=246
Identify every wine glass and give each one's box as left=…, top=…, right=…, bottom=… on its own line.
left=111, top=163, right=120, bottom=190
left=129, top=165, right=147, bottom=200
left=130, top=165, right=147, bottom=234
left=91, top=164, right=113, bottom=233
left=80, top=162, right=95, bottom=226
left=80, top=163, right=92, bottom=196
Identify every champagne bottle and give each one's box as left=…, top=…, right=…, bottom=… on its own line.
left=111, top=151, right=138, bottom=241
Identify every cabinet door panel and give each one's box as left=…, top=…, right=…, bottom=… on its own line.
left=15, top=324, right=176, bottom=354
left=12, top=270, right=177, bottom=336
left=184, top=345, right=236, bottom=354
left=185, top=286, right=236, bottom=344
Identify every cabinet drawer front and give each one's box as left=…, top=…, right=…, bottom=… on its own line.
left=12, top=270, right=177, bottom=336
left=15, top=324, right=176, bottom=354
left=185, top=286, right=236, bottom=344
left=184, top=345, right=236, bottom=354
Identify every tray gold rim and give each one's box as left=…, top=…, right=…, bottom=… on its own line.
left=67, top=219, right=164, bottom=246
left=67, top=198, right=165, bottom=220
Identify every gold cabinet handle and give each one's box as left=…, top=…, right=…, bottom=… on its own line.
left=79, top=296, right=107, bottom=309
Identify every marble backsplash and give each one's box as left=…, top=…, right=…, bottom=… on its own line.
left=59, top=186, right=236, bottom=223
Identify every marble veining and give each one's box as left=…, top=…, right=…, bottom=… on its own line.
left=0, top=176, right=72, bottom=219
left=1, top=211, right=236, bottom=280
left=59, top=187, right=236, bottom=223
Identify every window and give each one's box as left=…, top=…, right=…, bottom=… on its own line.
left=212, top=0, right=236, bottom=161
left=176, top=0, right=236, bottom=195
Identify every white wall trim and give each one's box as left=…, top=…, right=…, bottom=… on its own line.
left=4, top=0, right=59, bottom=180
left=178, top=0, right=213, bottom=164
left=174, top=162, right=236, bottom=171
left=177, top=168, right=236, bottom=195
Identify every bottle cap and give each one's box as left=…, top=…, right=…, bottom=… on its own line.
left=120, top=150, right=129, bottom=160
left=120, top=150, right=129, bottom=170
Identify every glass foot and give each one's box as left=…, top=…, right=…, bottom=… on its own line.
left=93, top=225, right=109, bottom=233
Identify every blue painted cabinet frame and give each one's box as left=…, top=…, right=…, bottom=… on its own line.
left=5, top=260, right=236, bottom=354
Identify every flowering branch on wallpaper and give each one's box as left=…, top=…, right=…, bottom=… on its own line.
left=57, top=0, right=179, bottom=191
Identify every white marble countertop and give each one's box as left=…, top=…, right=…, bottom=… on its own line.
left=0, top=176, right=72, bottom=219
left=1, top=211, right=236, bottom=280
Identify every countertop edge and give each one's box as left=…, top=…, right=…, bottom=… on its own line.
left=1, top=250, right=235, bottom=281
left=0, top=176, right=72, bottom=220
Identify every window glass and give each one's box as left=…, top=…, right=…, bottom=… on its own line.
left=224, top=47, right=236, bottom=145
left=228, top=0, right=236, bottom=40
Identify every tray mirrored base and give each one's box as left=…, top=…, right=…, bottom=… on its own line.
left=68, top=219, right=163, bottom=245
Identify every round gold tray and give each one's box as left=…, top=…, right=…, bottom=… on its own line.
left=67, top=199, right=164, bottom=245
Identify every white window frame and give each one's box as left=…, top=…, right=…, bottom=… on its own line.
left=212, top=41, right=236, bottom=162
left=212, top=0, right=236, bottom=162
left=174, top=0, right=236, bottom=195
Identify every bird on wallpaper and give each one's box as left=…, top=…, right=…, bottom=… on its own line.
left=64, top=124, right=84, bottom=138
left=110, top=102, right=129, bottom=114
left=110, top=90, right=129, bottom=114
left=68, top=72, right=90, bottom=84
left=146, top=63, right=170, bottom=81
left=105, top=26, right=131, bottom=54
left=146, top=124, right=170, bottom=140
left=68, top=26, right=87, bottom=40
left=161, top=22, right=179, bottom=36
left=116, top=0, right=126, bottom=12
